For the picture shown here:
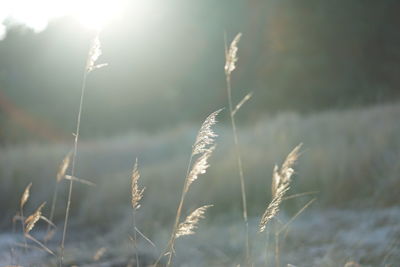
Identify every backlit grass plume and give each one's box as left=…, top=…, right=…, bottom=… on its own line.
left=20, top=182, right=32, bottom=210
left=86, top=35, right=108, bottom=73
left=175, top=205, right=213, bottom=238
left=19, top=182, right=32, bottom=249
left=155, top=109, right=221, bottom=267
left=259, top=144, right=302, bottom=233
left=225, top=33, right=242, bottom=75
left=185, top=146, right=215, bottom=192
left=24, top=202, right=55, bottom=255
left=25, top=202, right=46, bottom=234
left=192, top=109, right=221, bottom=156
left=131, top=159, right=145, bottom=210
left=57, top=152, right=72, bottom=182
left=130, top=159, right=145, bottom=267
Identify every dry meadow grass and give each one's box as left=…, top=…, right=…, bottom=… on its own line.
left=0, top=34, right=399, bottom=267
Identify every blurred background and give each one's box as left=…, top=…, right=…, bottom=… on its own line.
left=1, top=0, right=400, bottom=144
left=1, top=0, right=400, bottom=266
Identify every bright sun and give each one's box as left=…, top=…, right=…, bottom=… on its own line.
left=1, top=0, right=127, bottom=32
left=73, top=0, right=126, bottom=30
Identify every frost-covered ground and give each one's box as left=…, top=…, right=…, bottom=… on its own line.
left=1, top=207, right=399, bottom=266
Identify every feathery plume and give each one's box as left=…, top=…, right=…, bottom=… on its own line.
left=131, top=159, right=145, bottom=210
left=20, top=182, right=32, bottom=209
left=259, top=145, right=302, bottom=232
left=259, top=182, right=290, bottom=233
left=185, top=146, right=215, bottom=192
left=25, top=202, right=46, bottom=234
left=280, top=144, right=302, bottom=184
left=192, top=109, right=222, bottom=156
left=175, top=205, right=213, bottom=238
left=57, top=152, right=72, bottom=182
left=225, top=33, right=242, bottom=76
left=86, top=35, right=108, bottom=73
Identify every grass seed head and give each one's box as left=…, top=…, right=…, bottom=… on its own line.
left=259, top=144, right=302, bottom=232
left=225, top=33, right=242, bottom=76
left=192, top=109, right=222, bottom=156
left=131, top=159, right=145, bottom=210
left=57, top=151, right=72, bottom=182
left=176, top=205, right=213, bottom=238
left=25, top=202, right=46, bottom=234
left=20, top=182, right=32, bottom=209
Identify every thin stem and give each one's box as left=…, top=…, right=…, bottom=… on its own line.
left=226, top=72, right=250, bottom=264
left=46, top=181, right=59, bottom=244
left=154, top=154, right=193, bottom=267
left=277, top=198, right=316, bottom=235
left=274, top=224, right=280, bottom=267
left=20, top=207, right=27, bottom=251
left=59, top=69, right=88, bottom=266
left=264, top=224, right=270, bottom=267
left=132, top=210, right=140, bottom=267
left=166, top=153, right=194, bottom=266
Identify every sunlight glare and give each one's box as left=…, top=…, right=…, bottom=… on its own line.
left=72, top=0, right=126, bottom=30
left=0, top=0, right=127, bottom=33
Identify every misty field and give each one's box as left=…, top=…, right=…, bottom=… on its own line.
left=1, top=102, right=399, bottom=266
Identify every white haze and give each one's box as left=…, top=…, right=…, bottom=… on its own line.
left=0, top=0, right=128, bottom=40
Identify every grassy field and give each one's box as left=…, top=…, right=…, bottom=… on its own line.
left=1, top=102, right=400, bottom=266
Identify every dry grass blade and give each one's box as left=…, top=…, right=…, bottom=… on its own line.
left=40, top=215, right=56, bottom=228
left=192, top=109, right=222, bottom=156
left=277, top=198, right=316, bottom=235
left=131, top=159, right=145, bottom=210
left=86, top=35, right=108, bottom=73
left=176, top=205, right=213, bottom=238
left=64, top=175, right=96, bottom=187
left=135, top=227, right=156, bottom=248
left=57, top=152, right=72, bottom=182
left=260, top=144, right=302, bottom=233
left=225, top=33, right=242, bottom=76
left=232, top=92, right=253, bottom=116
left=20, top=182, right=32, bottom=209
left=25, top=233, right=55, bottom=256
left=185, top=146, right=215, bottom=192
left=25, top=202, right=46, bottom=234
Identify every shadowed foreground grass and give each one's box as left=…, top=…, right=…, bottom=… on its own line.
left=1, top=102, right=400, bottom=266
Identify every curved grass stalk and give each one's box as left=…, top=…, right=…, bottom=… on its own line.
left=154, top=110, right=220, bottom=267
left=59, top=32, right=107, bottom=266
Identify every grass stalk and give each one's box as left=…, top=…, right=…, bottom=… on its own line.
left=45, top=181, right=59, bottom=244
left=59, top=68, right=88, bottom=266
left=155, top=154, right=193, bottom=267
left=274, top=223, right=280, bottom=267
left=132, top=210, right=140, bottom=267
left=224, top=32, right=250, bottom=263
left=154, top=110, right=220, bottom=267
left=59, top=32, right=107, bottom=265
